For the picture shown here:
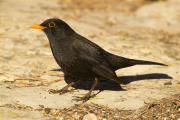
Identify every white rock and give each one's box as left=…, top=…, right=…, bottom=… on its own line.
left=83, top=113, right=97, bottom=120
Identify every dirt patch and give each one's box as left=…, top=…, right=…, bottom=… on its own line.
left=1, top=93, right=179, bottom=119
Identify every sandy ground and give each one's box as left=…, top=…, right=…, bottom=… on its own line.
left=0, top=0, right=180, bottom=119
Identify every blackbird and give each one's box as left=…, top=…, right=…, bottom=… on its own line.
left=30, top=18, right=167, bottom=102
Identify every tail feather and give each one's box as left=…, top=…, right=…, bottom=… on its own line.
left=104, top=51, right=167, bottom=70
left=129, top=59, right=167, bottom=66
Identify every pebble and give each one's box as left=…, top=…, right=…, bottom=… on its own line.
left=59, top=117, right=64, bottom=120
left=39, top=105, right=44, bottom=108
left=44, top=108, right=51, bottom=114
left=83, top=113, right=97, bottom=120
left=73, top=114, right=80, bottom=119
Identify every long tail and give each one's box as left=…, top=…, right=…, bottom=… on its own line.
left=128, top=59, right=167, bottom=66
left=104, top=51, right=167, bottom=70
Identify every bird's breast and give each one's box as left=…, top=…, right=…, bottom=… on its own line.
left=49, top=40, right=97, bottom=79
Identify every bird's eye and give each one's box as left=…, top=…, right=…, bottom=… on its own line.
left=49, top=22, right=55, bottom=27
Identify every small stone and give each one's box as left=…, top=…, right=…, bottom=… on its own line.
left=164, top=117, right=167, bottom=120
left=39, top=105, right=44, bottom=108
left=171, top=114, right=175, bottom=118
left=89, top=110, right=93, bottom=113
left=59, top=117, right=64, bottom=120
left=73, top=114, right=80, bottom=120
left=83, top=113, right=97, bottom=120
left=44, top=108, right=51, bottom=114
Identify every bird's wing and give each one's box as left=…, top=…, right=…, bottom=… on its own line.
left=72, top=39, right=118, bottom=80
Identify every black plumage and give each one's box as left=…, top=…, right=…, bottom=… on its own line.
left=30, top=18, right=167, bottom=102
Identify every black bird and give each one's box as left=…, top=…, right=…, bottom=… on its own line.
left=30, top=18, right=167, bottom=102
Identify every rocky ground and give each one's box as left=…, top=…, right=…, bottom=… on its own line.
left=0, top=0, right=180, bottom=119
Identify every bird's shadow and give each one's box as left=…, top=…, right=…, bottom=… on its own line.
left=51, top=69, right=172, bottom=91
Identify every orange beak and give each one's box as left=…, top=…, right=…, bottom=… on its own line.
left=30, top=24, right=46, bottom=29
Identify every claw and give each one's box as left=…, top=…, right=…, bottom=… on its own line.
left=72, top=94, right=92, bottom=102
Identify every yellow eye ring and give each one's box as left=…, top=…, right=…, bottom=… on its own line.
left=49, top=22, right=55, bottom=27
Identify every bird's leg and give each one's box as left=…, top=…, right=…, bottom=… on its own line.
left=49, top=79, right=82, bottom=95
left=73, top=78, right=100, bottom=102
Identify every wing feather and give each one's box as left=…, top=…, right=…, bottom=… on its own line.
left=72, top=39, right=118, bottom=80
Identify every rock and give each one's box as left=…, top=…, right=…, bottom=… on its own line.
left=83, top=113, right=97, bottom=120
left=44, top=108, right=51, bottom=114
left=73, top=114, right=80, bottom=120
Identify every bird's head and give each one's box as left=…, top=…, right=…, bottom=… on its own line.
left=30, top=18, right=75, bottom=39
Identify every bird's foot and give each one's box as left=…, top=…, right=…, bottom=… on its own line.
left=72, top=96, right=90, bottom=102
left=48, top=88, right=76, bottom=95
left=72, top=94, right=95, bottom=102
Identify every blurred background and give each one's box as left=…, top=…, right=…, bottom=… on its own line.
left=1, top=0, right=179, bottom=44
